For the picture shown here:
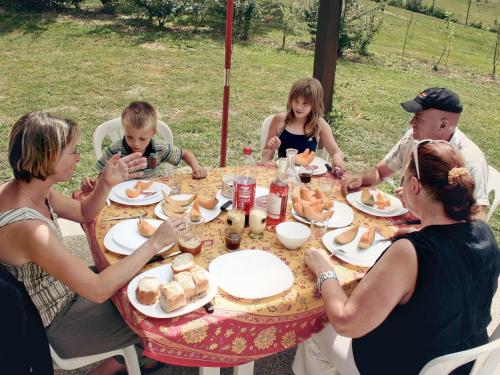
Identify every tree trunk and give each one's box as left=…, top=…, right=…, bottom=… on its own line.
left=493, top=27, right=500, bottom=76
left=465, top=0, right=472, bottom=26
left=431, top=0, right=436, bottom=12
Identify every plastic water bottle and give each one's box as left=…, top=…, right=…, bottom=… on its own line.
left=242, top=146, right=256, bottom=166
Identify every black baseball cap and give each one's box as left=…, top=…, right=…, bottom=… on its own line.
left=401, top=87, right=463, bottom=113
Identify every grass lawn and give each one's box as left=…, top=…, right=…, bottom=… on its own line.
left=421, top=0, right=500, bottom=28
left=0, top=4, right=498, bottom=236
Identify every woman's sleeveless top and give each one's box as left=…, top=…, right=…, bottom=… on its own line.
left=0, top=205, right=74, bottom=327
left=277, top=126, right=318, bottom=158
left=352, top=221, right=500, bottom=374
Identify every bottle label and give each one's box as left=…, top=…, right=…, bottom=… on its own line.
left=267, top=193, right=286, bottom=219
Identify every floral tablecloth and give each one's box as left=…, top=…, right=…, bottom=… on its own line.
left=83, top=164, right=400, bottom=367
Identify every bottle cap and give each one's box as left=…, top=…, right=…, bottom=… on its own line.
left=243, top=147, right=253, bottom=155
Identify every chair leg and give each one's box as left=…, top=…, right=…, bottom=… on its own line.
left=122, top=345, right=141, bottom=375
left=233, top=361, right=254, bottom=375
left=200, top=367, right=221, bottom=375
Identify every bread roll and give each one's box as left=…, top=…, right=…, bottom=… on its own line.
left=135, top=277, right=160, bottom=305
left=171, top=253, right=195, bottom=274
left=159, top=281, right=187, bottom=312
left=191, top=270, right=209, bottom=295
left=173, top=271, right=196, bottom=300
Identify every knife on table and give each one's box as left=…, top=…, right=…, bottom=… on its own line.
left=220, top=200, right=232, bottom=211
left=325, top=164, right=343, bottom=178
left=146, top=250, right=181, bottom=265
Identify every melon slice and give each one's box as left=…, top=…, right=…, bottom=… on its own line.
left=334, top=225, right=359, bottom=245
left=358, top=227, right=375, bottom=249
left=361, top=189, right=375, bottom=206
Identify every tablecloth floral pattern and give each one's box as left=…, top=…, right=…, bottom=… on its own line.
left=83, top=165, right=400, bottom=367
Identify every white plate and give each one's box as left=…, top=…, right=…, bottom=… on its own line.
left=109, top=180, right=170, bottom=206
left=215, top=186, right=269, bottom=210
left=112, top=219, right=162, bottom=250
left=127, top=264, right=217, bottom=318
left=103, top=219, right=174, bottom=255
left=154, top=194, right=221, bottom=223
left=276, top=157, right=328, bottom=176
left=209, top=250, right=294, bottom=299
left=346, top=190, right=408, bottom=217
left=308, top=157, right=328, bottom=175
left=291, top=201, right=354, bottom=228
left=322, top=227, right=391, bottom=267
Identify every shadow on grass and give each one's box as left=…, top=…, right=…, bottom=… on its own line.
left=0, top=9, right=58, bottom=36
left=0, top=6, right=281, bottom=49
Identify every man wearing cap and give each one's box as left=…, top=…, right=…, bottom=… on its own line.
left=341, top=87, right=489, bottom=220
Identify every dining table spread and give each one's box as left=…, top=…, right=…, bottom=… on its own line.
left=81, top=164, right=405, bottom=368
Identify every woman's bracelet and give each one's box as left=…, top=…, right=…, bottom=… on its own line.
left=316, top=270, right=339, bottom=296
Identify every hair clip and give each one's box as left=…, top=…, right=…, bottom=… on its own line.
left=448, top=167, right=468, bottom=185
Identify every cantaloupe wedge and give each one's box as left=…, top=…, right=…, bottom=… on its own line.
left=361, top=189, right=375, bottom=206
left=165, top=193, right=196, bottom=207
left=314, top=189, right=326, bottom=200
left=137, top=217, right=157, bottom=237
left=300, top=186, right=314, bottom=201
left=189, top=200, right=203, bottom=222
left=324, top=197, right=335, bottom=210
left=196, top=195, right=218, bottom=210
left=126, top=188, right=142, bottom=198
left=293, top=201, right=304, bottom=216
left=134, top=180, right=154, bottom=190
left=358, top=227, right=375, bottom=249
left=316, top=208, right=334, bottom=222
left=295, top=149, right=315, bottom=165
left=375, top=192, right=391, bottom=209
left=334, top=225, right=359, bottom=245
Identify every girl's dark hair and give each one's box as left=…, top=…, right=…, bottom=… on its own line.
left=407, top=142, right=477, bottom=221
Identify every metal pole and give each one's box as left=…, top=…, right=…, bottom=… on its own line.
left=220, top=0, right=234, bottom=167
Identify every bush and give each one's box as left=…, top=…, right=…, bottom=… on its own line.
left=130, top=0, right=189, bottom=27
left=1, top=0, right=84, bottom=10
left=387, top=0, right=457, bottom=22
left=305, top=0, right=384, bottom=57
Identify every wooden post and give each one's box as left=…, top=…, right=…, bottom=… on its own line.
left=313, top=0, right=343, bottom=114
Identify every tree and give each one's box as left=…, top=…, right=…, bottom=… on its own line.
left=465, top=0, right=472, bottom=26
left=493, top=21, right=500, bottom=76
left=402, top=11, right=415, bottom=59
left=434, top=13, right=455, bottom=71
left=277, top=0, right=306, bottom=49
left=131, top=0, right=189, bottom=27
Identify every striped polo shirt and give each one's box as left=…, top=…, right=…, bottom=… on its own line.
left=96, top=137, right=183, bottom=179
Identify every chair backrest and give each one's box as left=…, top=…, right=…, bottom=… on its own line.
left=260, top=115, right=274, bottom=154
left=419, top=324, right=500, bottom=375
left=93, top=117, right=173, bottom=159
left=487, top=165, right=500, bottom=222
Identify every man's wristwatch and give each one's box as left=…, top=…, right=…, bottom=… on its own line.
left=316, top=270, right=339, bottom=295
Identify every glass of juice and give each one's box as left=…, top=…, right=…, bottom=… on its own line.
left=225, top=210, right=245, bottom=250
left=249, top=208, right=267, bottom=239
left=299, top=166, right=314, bottom=185
left=178, top=218, right=204, bottom=255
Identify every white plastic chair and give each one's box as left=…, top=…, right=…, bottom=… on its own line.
left=50, top=343, right=141, bottom=374
left=419, top=324, right=500, bottom=375
left=487, top=165, right=500, bottom=222
left=93, top=117, right=174, bottom=172
left=260, top=115, right=274, bottom=154
left=259, top=114, right=329, bottom=161
left=200, top=361, right=254, bottom=375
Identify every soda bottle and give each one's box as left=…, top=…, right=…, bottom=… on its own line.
left=242, top=146, right=256, bottom=166
left=266, top=158, right=289, bottom=230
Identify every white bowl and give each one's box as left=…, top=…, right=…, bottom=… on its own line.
left=276, top=221, right=311, bottom=250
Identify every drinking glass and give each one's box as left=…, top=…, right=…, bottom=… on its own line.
left=318, top=178, right=334, bottom=198
left=178, top=218, right=204, bottom=255
left=166, top=168, right=182, bottom=195
left=249, top=208, right=267, bottom=239
left=299, top=166, right=314, bottom=185
left=310, top=217, right=329, bottom=241
left=225, top=209, right=245, bottom=251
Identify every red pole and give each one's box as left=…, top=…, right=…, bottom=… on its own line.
left=220, top=0, right=234, bottom=167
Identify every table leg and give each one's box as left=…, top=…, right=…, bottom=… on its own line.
left=200, top=367, right=220, bottom=375
left=233, top=361, right=254, bottom=375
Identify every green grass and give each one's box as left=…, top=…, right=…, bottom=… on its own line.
left=0, top=5, right=498, bottom=237
left=421, top=0, right=500, bottom=28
